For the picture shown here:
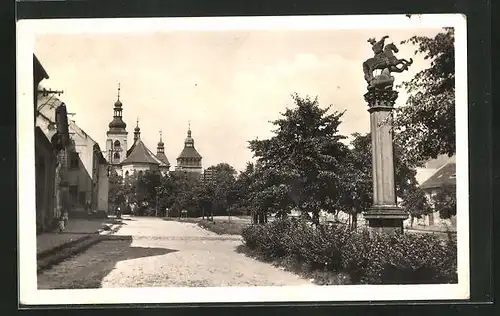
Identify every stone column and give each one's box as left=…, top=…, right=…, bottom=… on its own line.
left=363, top=89, right=408, bottom=234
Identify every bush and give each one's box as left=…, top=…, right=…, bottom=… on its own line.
left=241, top=218, right=457, bottom=285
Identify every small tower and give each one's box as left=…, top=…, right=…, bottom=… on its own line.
left=106, top=83, right=128, bottom=165
left=133, top=117, right=141, bottom=142
left=156, top=130, right=171, bottom=172
left=176, top=121, right=202, bottom=174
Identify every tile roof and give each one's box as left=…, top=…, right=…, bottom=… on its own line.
left=122, top=139, right=162, bottom=165
left=155, top=152, right=171, bottom=166
left=177, top=147, right=202, bottom=159
left=420, top=156, right=456, bottom=189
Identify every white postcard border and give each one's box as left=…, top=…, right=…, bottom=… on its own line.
left=17, top=14, right=469, bottom=305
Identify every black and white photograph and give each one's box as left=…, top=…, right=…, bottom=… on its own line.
left=17, top=14, right=469, bottom=305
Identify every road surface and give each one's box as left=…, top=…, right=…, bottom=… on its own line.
left=37, top=217, right=312, bottom=289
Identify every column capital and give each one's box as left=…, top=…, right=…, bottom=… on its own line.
left=364, top=88, right=399, bottom=108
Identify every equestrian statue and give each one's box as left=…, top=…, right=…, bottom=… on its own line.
left=362, top=35, right=413, bottom=90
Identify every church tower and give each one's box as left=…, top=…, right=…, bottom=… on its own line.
left=106, top=83, right=128, bottom=165
left=175, top=122, right=202, bottom=174
left=156, top=130, right=171, bottom=171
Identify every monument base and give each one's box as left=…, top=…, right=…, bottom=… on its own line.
left=363, top=205, right=408, bottom=234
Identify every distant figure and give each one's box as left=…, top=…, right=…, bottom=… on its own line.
left=117, top=206, right=121, bottom=218
left=63, top=212, right=69, bottom=227
left=58, top=213, right=67, bottom=233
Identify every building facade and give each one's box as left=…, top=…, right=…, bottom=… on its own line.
left=37, top=82, right=108, bottom=219
left=34, top=55, right=72, bottom=233
left=419, top=156, right=457, bottom=228
left=67, top=120, right=109, bottom=216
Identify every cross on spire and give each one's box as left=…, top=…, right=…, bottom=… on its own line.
left=136, top=116, right=139, bottom=127
left=117, top=82, right=121, bottom=100
left=159, top=129, right=163, bottom=141
left=188, top=120, right=191, bottom=130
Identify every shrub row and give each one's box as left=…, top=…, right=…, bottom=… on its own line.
left=241, top=218, right=457, bottom=284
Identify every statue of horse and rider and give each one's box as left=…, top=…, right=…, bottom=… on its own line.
left=363, top=35, right=413, bottom=90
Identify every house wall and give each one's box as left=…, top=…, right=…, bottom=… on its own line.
left=67, top=126, right=94, bottom=211
left=67, top=121, right=109, bottom=215
left=121, top=163, right=155, bottom=176
left=35, top=129, right=57, bottom=233
left=97, top=164, right=109, bottom=212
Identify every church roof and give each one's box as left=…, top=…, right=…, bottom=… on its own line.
left=420, top=156, right=456, bottom=190
left=156, top=152, right=170, bottom=166
left=122, top=139, right=163, bottom=165
left=177, top=147, right=202, bottom=159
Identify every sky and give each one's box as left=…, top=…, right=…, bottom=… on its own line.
left=34, top=27, right=442, bottom=172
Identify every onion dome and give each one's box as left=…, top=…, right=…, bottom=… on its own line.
left=108, top=83, right=127, bottom=131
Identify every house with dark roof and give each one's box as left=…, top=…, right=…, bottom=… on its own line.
left=418, top=155, right=457, bottom=228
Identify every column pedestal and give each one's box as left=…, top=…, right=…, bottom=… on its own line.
left=364, top=88, right=408, bottom=234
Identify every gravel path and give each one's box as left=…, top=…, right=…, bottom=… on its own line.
left=38, top=217, right=312, bottom=289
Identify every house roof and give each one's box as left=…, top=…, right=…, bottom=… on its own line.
left=122, top=139, right=162, bottom=165
left=420, top=156, right=456, bottom=189
left=34, top=55, right=49, bottom=81
left=415, top=168, right=438, bottom=185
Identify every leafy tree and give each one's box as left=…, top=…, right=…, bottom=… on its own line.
left=108, top=168, right=126, bottom=211
left=168, top=171, right=201, bottom=217
left=400, top=186, right=432, bottom=227
left=231, top=162, right=257, bottom=216
left=395, top=27, right=455, bottom=165
left=138, top=169, right=163, bottom=216
left=248, top=94, right=348, bottom=224
left=211, top=163, right=237, bottom=215
left=337, top=133, right=372, bottom=229
left=433, top=185, right=457, bottom=219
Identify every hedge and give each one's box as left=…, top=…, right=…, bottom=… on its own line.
left=241, top=218, right=457, bottom=284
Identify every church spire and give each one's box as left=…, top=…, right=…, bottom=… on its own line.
left=108, top=82, right=127, bottom=132
left=133, top=117, right=141, bottom=141
left=185, top=121, right=194, bottom=148
left=157, top=129, right=165, bottom=154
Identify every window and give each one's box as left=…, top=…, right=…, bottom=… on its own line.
left=114, top=152, right=120, bottom=160
left=69, top=152, right=79, bottom=169
left=125, top=171, right=129, bottom=177
left=69, top=185, right=78, bottom=205
left=114, top=140, right=121, bottom=148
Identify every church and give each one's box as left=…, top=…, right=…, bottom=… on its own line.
left=105, top=85, right=203, bottom=177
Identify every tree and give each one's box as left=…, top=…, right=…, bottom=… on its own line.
left=433, top=185, right=457, bottom=219
left=400, top=186, right=432, bottom=227
left=167, top=171, right=201, bottom=217
left=231, top=162, right=257, bottom=216
left=108, top=169, right=126, bottom=212
left=337, top=133, right=372, bottom=229
left=248, top=94, right=349, bottom=224
left=211, top=163, right=237, bottom=216
left=395, top=27, right=455, bottom=165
